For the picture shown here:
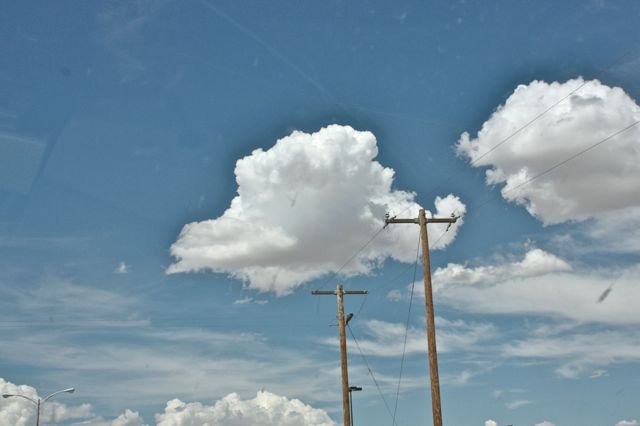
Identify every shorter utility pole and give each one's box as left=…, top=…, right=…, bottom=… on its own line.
left=385, top=209, right=458, bottom=426
left=312, top=284, right=367, bottom=426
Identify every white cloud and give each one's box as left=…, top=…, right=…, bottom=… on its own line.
left=585, top=206, right=640, bottom=253
left=0, top=325, right=342, bottom=411
left=2, top=278, right=143, bottom=324
left=322, top=317, right=496, bottom=358
left=457, top=78, right=640, bottom=225
left=616, top=420, right=639, bottom=426
left=3, top=381, right=331, bottom=426
left=441, top=363, right=496, bottom=386
left=154, top=391, right=337, bottom=426
left=534, top=422, right=555, bottom=426
left=0, top=279, right=343, bottom=412
left=431, top=249, right=640, bottom=325
left=98, top=0, right=171, bottom=82
left=232, top=296, right=269, bottom=305
left=112, top=410, right=146, bottom=426
left=115, top=261, right=129, bottom=274
left=503, top=328, right=640, bottom=378
left=72, top=410, right=147, bottom=426
left=505, top=399, right=531, bottom=410
left=590, top=369, right=608, bottom=379
left=168, top=125, right=465, bottom=295
left=433, top=248, right=571, bottom=285
left=0, top=378, right=93, bottom=425
left=485, top=420, right=498, bottom=426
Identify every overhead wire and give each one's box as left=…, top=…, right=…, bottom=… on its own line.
left=347, top=323, right=399, bottom=426
left=352, top=223, right=434, bottom=321
left=470, top=119, right=640, bottom=216
left=425, top=45, right=640, bottom=199
left=315, top=204, right=415, bottom=297
left=391, top=233, right=421, bottom=426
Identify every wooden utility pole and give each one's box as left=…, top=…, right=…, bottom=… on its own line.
left=312, top=284, right=367, bottom=426
left=385, top=209, right=458, bottom=426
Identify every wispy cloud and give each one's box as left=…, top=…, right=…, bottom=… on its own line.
left=502, top=328, right=640, bottom=378
left=322, top=317, right=497, bottom=358
left=233, top=296, right=269, bottom=305
left=505, top=399, right=532, bottom=410
left=431, top=252, right=640, bottom=325
left=115, top=261, right=129, bottom=274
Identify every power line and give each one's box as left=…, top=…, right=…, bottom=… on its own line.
left=317, top=205, right=414, bottom=294
left=352, top=235, right=424, bottom=321
left=392, top=234, right=421, bottom=426
left=428, top=45, right=640, bottom=198
left=347, top=323, right=399, bottom=426
left=349, top=207, right=455, bottom=321
left=467, top=81, right=588, bottom=167
left=472, top=119, right=640, bottom=216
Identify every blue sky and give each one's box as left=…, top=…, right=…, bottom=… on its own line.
left=1, top=1, right=639, bottom=425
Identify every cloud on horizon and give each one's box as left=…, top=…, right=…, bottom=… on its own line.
left=155, top=391, right=336, bottom=426
left=2, top=377, right=337, bottom=426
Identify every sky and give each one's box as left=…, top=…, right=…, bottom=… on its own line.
left=1, top=1, right=639, bottom=425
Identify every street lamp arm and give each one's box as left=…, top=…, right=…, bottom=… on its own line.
left=43, top=387, right=75, bottom=402
left=1, top=393, right=38, bottom=405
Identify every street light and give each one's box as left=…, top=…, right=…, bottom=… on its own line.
left=2, top=387, right=75, bottom=426
left=348, top=386, right=362, bottom=426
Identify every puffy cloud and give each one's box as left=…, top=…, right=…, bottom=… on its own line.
left=430, top=249, right=640, bottom=325
left=484, top=420, right=498, bottom=426
left=433, top=248, right=571, bottom=285
left=112, top=410, right=147, bottom=426
left=457, top=78, right=640, bottom=225
left=154, top=391, right=336, bottom=426
left=322, top=317, right=496, bottom=358
left=0, top=378, right=93, bottom=425
left=388, top=248, right=570, bottom=301
left=73, top=410, right=147, bottom=426
left=534, top=422, right=555, bottom=426
left=616, top=420, right=639, bottom=426
left=169, top=125, right=465, bottom=294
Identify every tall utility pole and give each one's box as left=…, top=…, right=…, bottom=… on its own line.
left=385, top=209, right=458, bottom=426
left=312, top=284, right=367, bottom=426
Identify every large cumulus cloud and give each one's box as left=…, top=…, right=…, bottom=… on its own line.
left=155, top=391, right=336, bottom=426
left=169, top=125, right=465, bottom=294
left=456, top=78, right=640, bottom=225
